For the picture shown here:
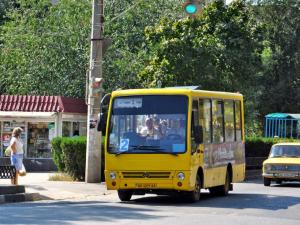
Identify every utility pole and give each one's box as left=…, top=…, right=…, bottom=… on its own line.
left=86, top=0, right=104, bottom=183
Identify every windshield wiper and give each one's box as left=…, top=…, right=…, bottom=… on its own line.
left=130, top=145, right=162, bottom=150
left=144, top=148, right=178, bottom=156
left=114, top=146, right=179, bottom=156
left=114, top=146, right=166, bottom=156
left=115, top=151, right=130, bottom=156
left=130, top=145, right=178, bottom=156
left=114, top=146, right=162, bottom=156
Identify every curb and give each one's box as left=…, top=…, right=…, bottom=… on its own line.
left=0, top=193, right=40, bottom=204
left=0, top=185, right=25, bottom=195
left=0, top=185, right=38, bottom=204
left=0, top=193, right=26, bottom=204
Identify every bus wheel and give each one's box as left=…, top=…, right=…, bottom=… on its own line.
left=186, top=174, right=201, bottom=202
left=222, top=171, right=231, bottom=196
left=209, top=171, right=231, bottom=196
left=275, top=180, right=282, bottom=185
left=118, top=190, right=133, bottom=201
left=263, top=178, right=271, bottom=186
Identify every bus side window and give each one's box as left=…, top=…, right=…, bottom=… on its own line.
left=224, top=100, right=235, bottom=142
left=192, top=99, right=199, bottom=132
left=212, top=99, right=224, bottom=143
left=235, top=100, right=242, bottom=141
left=199, top=99, right=212, bottom=143
left=191, top=100, right=200, bottom=152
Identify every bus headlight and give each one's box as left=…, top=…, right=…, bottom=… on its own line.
left=177, top=172, right=185, bottom=181
left=109, top=171, right=117, bottom=180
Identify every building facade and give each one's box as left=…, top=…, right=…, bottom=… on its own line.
left=0, top=95, right=87, bottom=171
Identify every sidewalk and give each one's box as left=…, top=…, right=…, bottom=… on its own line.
left=0, top=172, right=114, bottom=202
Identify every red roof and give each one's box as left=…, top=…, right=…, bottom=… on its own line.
left=0, top=95, right=87, bottom=114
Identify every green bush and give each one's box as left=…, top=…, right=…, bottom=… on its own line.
left=245, top=137, right=298, bottom=157
left=51, top=135, right=105, bottom=181
left=51, top=137, right=65, bottom=172
left=61, top=136, right=87, bottom=181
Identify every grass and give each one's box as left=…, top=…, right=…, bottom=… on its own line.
left=48, top=173, right=74, bottom=181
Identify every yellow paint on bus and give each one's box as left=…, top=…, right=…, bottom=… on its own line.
left=102, top=87, right=245, bottom=201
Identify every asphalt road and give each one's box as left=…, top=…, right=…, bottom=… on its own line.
left=1, top=180, right=300, bottom=225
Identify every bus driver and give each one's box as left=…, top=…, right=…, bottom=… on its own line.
left=140, top=117, right=160, bottom=139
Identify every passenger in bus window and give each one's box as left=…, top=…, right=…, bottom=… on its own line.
left=166, top=120, right=175, bottom=135
left=159, top=120, right=168, bottom=137
left=178, top=119, right=186, bottom=137
left=167, top=120, right=185, bottom=138
left=153, top=117, right=165, bottom=138
left=140, top=117, right=160, bottom=139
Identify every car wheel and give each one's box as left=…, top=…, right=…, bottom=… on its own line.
left=275, top=180, right=282, bottom=185
left=263, top=177, right=271, bottom=186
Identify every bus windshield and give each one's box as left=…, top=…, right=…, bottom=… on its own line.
left=108, top=95, right=188, bottom=155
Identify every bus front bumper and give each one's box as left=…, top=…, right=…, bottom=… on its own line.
left=105, top=170, right=193, bottom=191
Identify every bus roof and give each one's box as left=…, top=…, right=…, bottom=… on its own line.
left=111, top=87, right=243, bottom=100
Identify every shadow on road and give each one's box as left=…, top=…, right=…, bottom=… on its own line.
left=245, top=179, right=300, bottom=186
left=243, top=179, right=263, bottom=184
left=1, top=182, right=300, bottom=224
left=127, top=189, right=300, bottom=211
left=0, top=200, right=164, bottom=224
left=272, top=182, right=300, bottom=188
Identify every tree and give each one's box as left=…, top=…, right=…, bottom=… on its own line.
left=138, top=0, right=264, bottom=135
left=140, top=1, right=263, bottom=92
left=0, top=0, right=14, bottom=25
left=0, top=0, right=185, bottom=95
left=103, top=0, right=184, bottom=91
left=140, top=1, right=261, bottom=91
left=257, top=0, right=300, bottom=116
left=0, top=0, right=91, bottom=97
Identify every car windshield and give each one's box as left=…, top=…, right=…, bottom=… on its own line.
left=108, top=95, right=188, bottom=154
left=269, top=145, right=300, bottom=158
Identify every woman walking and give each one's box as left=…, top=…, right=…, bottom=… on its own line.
left=10, top=127, right=24, bottom=185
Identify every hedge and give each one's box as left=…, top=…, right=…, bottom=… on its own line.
left=51, top=135, right=298, bottom=180
left=245, top=137, right=299, bottom=157
left=61, top=136, right=87, bottom=181
left=51, top=137, right=65, bottom=172
left=51, top=136, right=105, bottom=181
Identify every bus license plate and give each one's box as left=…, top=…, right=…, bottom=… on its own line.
left=135, top=183, right=157, bottom=188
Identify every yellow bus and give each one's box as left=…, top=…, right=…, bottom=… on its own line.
left=98, top=86, right=245, bottom=202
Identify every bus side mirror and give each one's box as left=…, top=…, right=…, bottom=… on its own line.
left=97, top=93, right=111, bottom=135
left=101, top=93, right=111, bottom=111
left=194, top=125, right=203, bottom=144
left=97, top=112, right=107, bottom=135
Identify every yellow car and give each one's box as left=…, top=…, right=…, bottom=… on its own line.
left=262, top=143, right=300, bottom=186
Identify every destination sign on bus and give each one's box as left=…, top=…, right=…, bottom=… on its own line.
left=114, top=98, right=142, bottom=108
